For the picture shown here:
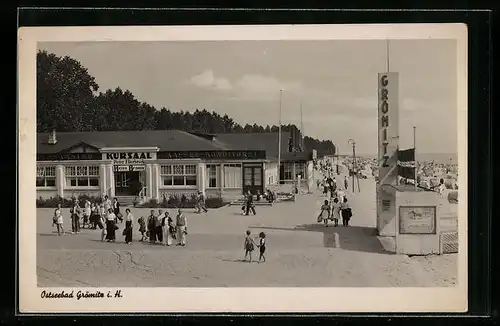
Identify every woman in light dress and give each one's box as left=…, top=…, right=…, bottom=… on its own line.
left=331, top=197, right=342, bottom=227
left=83, top=200, right=91, bottom=228
left=53, top=204, right=65, bottom=236
left=318, top=199, right=331, bottom=227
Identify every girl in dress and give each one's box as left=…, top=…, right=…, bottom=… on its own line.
left=53, top=204, right=65, bottom=236
left=243, top=230, right=257, bottom=263
left=318, top=199, right=331, bottom=227
left=124, top=208, right=133, bottom=244
left=257, top=232, right=266, bottom=263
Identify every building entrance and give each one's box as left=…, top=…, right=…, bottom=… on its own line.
left=114, top=171, right=141, bottom=196
left=242, top=163, right=264, bottom=195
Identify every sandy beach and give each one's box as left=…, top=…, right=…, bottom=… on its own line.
left=37, top=175, right=457, bottom=287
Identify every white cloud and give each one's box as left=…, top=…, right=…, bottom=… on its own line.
left=190, top=70, right=232, bottom=91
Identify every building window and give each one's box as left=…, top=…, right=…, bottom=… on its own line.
left=282, top=163, right=293, bottom=181
left=223, top=164, right=242, bottom=188
left=36, top=166, right=56, bottom=187
left=161, top=164, right=197, bottom=186
left=295, top=163, right=306, bottom=178
left=65, top=166, right=99, bottom=187
left=206, top=164, right=219, bottom=188
left=281, top=162, right=306, bottom=181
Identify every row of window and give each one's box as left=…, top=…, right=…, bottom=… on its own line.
left=37, top=164, right=245, bottom=189
left=206, top=164, right=242, bottom=189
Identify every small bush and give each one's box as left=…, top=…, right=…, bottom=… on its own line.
left=205, top=196, right=229, bottom=209
left=136, top=194, right=228, bottom=209
left=36, top=195, right=102, bottom=208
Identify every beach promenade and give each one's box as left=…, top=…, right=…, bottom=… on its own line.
left=36, top=174, right=457, bottom=287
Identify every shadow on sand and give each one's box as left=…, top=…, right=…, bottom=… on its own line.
left=249, top=224, right=391, bottom=254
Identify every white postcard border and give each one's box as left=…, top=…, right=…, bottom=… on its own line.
left=18, top=23, right=468, bottom=313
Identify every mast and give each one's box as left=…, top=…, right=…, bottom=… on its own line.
left=278, top=89, right=282, bottom=184
left=300, top=103, right=304, bottom=151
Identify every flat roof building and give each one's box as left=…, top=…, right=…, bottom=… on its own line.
left=36, top=129, right=316, bottom=203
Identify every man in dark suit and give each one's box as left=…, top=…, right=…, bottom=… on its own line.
left=245, top=190, right=256, bottom=216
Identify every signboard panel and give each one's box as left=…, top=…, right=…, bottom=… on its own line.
left=399, top=206, right=437, bottom=234
left=378, top=72, right=399, bottom=185
left=103, top=151, right=157, bottom=164
left=37, top=153, right=102, bottom=161
left=158, top=150, right=266, bottom=160
left=113, top=165, right=146, bottom=172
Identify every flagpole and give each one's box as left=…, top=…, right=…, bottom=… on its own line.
left=413, top=126, right=417, bottom=190
left=278, top=90, right=282, bottom=184
left=300, top=103, right=304, bottom=151
left=386, top=39, right=390, bottom=72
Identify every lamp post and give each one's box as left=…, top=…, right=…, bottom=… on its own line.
left=348, top=139, right=361, bottom=193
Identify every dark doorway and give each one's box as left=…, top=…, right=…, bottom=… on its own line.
left=242, top=164, right=264, bottom=195
left=115, top=171, right=140, bottom=196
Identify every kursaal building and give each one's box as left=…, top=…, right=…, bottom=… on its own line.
left=36, top=127, right=316, bottom=203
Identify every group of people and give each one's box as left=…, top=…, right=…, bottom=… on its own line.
left=243, top=230, right=266, bottom=263
left=318, top=196, right=352, bottom=227
left=52, top=196, right=189, bottom=246
left=52, top=195, right=123, bottom=237
left=142, top=208, right=188, bottom=246
left=316, top=172, right=353, bottom=227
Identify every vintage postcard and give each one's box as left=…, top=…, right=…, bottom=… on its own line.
left=18, top=23, right=467, bottom=313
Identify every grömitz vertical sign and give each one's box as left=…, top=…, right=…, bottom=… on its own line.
left=378, top=72, right=399, bottom=185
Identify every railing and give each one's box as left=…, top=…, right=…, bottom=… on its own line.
left=138, top=186, right=147, bottom=204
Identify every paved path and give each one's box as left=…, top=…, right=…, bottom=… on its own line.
left=36, top=171, right=457, bottom=287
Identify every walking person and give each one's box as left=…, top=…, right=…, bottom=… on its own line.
left=103, top=195, right=112, bottom=213
left=147, top=210, right=157, bottom=243
left=341, top=197, right=352, bottom=227
left=53, top=204, right=65, bottom=236
left=196, top=191, right=208, bottom=213
left=123, top=208, right=134, bottom=244
left=161, top=211, right=169, bottom=246
left=105, top=208, right=117, bottom=242
left=90, top=202, right=98, bottom=229
left=176, top=208, right=188, bottom=246
left=98, top=209, right=107, bottom=242
left=155, top=209, right=164, bottom=244
left=70, top=199, right=81, bottom=234
left=257, top=232, right=266, bottom=263
left=113, top=198, right=123, bottom=223
left=137, top=216, right=147, bottom=242
left=318, top=199, right=331, bottom=227
left=166, top=212, right=176, bottom=246
left=83, top=200, right=91, bottom=229
left=331, top=197, right=341, bottom=227
left=243, top=230, right=257, bottom=263
left=245, top=190, right=256, bottom=216
left=344, top=176, right=349, bottom=191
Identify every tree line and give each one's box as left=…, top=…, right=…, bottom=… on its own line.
left=37, top=50, right=336, bottom=157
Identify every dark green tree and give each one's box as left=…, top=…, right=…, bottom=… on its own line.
left=37, top=50, right=99, bottom=132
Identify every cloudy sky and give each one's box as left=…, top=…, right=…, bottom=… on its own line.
left=39, top=40, right=457, bottom=156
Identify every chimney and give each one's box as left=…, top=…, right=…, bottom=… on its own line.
left=48, top=129, right=57, bottom=145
